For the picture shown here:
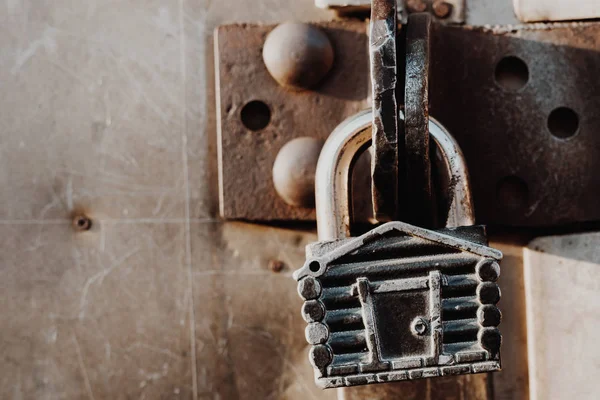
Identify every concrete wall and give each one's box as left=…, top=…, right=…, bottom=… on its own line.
left=2, top=1, right=594, bottom=399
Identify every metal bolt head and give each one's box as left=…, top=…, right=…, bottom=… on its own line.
left=72, top=214, right=92, bottom=231
left=269, top=259, right=285, bottom=273
left=273, top=137, right=324, bottom=208
left=432, top=1, right=453, bottom=18
left=262, top=22, right=334, bottom=90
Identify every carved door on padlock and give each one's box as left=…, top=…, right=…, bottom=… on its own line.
left=353, top=271, right=442, bottom=372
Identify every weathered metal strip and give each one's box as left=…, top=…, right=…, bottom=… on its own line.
left=329, top=329, right=367, bottom=350
left=404, top=12, right=434, bottom=227
left=354, top=278, right=390, bottom=372
left=370, top=276, right=429, bottom=292
left=444, top=273, right=479, bottom=289
left=442, top=296, right=480, bottom=312
left=321, top=286, right=359, bottom=308
left=443, top=341, right=481, bottom=354
left=325, top=308, right=364, bottom=326
left=335, top=235, right=458, bottom=261
left=442, top=318, right=479, bottom=334
left=319, top=361, right=499, bottom=388
left=455, top=350, right=487, bottom=363
left=429, top=270, right=442, bottom=364
left=333, top=353, right=369, bottom=366
left=322, top=252, right=476, bottom=281
left=370, top=0, right=400, bottom=222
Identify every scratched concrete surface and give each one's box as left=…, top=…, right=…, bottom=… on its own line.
left=0, top=0, right=530, bottom=399
left=0, top=1, right=334, bottom=399
left=525, top=233, right=600, bottom=400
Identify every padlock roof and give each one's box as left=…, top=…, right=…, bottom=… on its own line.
left=294, top=221, right=502, bottom=280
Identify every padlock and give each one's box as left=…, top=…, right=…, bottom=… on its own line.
left=293, top=110, right=503, bottom=389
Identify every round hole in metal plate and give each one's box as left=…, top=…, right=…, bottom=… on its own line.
left=548, top=107, right=579, bottom=139
left=240, top=100, right=271, bottom=131
left=494, top=56, right=529, bottom=91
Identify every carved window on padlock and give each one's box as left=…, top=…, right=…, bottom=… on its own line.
left=294, top=222, right=502, bottom=389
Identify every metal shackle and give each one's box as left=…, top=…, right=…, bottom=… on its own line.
left=315, top=109, right=475, bottom=241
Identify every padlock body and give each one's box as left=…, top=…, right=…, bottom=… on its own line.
left=294, top=221, right=502, bottom=389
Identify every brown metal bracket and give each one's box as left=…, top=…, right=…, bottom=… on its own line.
left=215, top=21, right=369, bottom=222
left=370, top=9, right=435, bottom=228
left=404, top=13, right=434, bottom=227
left=216, top=21, right=600, bottom=227
left=370, top=0, right=400, bottom=222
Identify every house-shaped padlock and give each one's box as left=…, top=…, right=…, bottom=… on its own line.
left=294, top=221, right=503, bottom=389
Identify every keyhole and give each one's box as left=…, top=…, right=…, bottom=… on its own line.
left=411, top=317, right=429, bottom=336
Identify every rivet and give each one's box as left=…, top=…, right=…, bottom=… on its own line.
left=262, top=22, right=334, bottom=90
left=72, top=214, right=92, bottom=231
left=273, top=137, right=324, bottom=208
left=432, top=1, right=453, bottom=19
left=269, top=259, right=285, bottom=273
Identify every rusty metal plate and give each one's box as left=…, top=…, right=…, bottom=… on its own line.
left=294, top=222, right=502, bottom=388
left=404, top=13, right=434, bottom=227
left=429, top=22, right=600, bottom=226
left=216, top=22, right=369, bottom=221
left=218, top=21, right=600, bottom=227
left=370, top=0, right=400, bottom=222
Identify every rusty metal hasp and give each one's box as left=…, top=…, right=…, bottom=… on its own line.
left=216, top=20, right=600, bottom=227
